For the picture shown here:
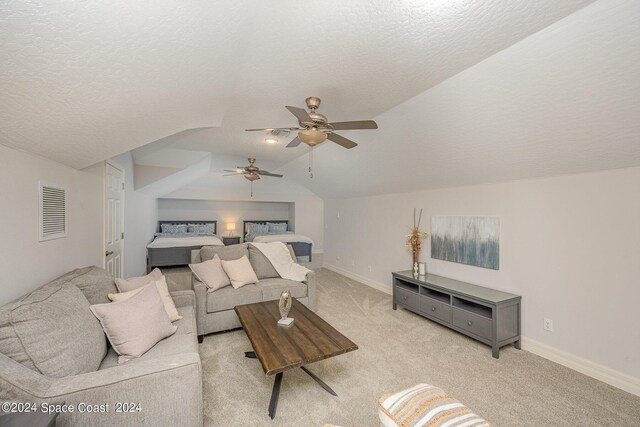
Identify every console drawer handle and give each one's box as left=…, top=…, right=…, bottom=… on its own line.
left=431, top=306, right=436, bottom=311
left=403, top=296, right=407, bottom=301
left=467, top=321, right=473, bottom=326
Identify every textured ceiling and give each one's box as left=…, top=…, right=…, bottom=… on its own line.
left=279, top=0, right=640, bottom=198
left=1, top=0, right=595, bottom=169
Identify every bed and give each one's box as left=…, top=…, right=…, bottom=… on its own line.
left=243, top=220, right=313, bottom=261
left=146, top=221, right=223, bottom=272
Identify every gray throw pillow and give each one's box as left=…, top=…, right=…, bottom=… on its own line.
left=248, top=244, right=280, bottom=280
left=200, top=244, right=248, bottom=262
left=90, top=282, right=177, bottom=363
left=3, top=283, right=107, bottom=378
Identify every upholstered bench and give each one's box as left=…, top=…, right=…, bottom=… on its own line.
left=378, top=383, right=490, bottom=427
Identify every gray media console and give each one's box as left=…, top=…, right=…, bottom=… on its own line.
left=392, top=271, right=521, bottom=358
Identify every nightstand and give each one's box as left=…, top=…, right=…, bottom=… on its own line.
left=223, top=236, right=241, bottom=246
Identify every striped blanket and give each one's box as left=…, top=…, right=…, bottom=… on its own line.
left=378, top=383, right=491, bottom=427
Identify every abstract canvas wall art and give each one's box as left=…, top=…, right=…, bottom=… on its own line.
left=431, top=216, right=500, bottom=270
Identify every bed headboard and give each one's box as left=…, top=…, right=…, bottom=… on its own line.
left=243, top=220, right=288, bottom=239
left=157, top=220, right=217, bottom=234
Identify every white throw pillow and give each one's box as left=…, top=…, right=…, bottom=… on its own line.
left=221, top=255, right=259, bottom=289
left=91, top=283, right=177, bottom=363
left=108, top=276, right=182, bottom=322
left=189, top=254, right=231, bottom=292
left=115, top=268, right=163, bottom=293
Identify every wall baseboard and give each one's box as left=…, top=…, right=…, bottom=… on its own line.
left=323, top=264, right=640, bottom=397
left=323, top=263, right=392, bottom=295
left=522, top=338, right=640, bottom=397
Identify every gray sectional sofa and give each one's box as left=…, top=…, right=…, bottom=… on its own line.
left=0, top=266, right=202, bottom=427
left=191, top=243, right=316, bottom=337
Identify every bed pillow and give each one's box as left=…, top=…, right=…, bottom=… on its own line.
left=160, top=223, right=188, bottom=234
left=108, top=276, right=182, bottom=322
left=248, top=223, right=269, bottom=235
left=221, top=255, right=259, bottom=289
left=115, top=268, right=163, bottom=293
left=188, top=223, right=214, bottom=234
left=267, top=222, right=288, bottom=233
left=189, top=255, right=231, bottom=291
left=91, top=283, right=177, bottom=364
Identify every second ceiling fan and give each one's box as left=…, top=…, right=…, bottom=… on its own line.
left=245, top=97, right=378, bottom=149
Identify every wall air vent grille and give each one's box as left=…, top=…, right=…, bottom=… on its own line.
left=39, top=182, right=66, bottom=241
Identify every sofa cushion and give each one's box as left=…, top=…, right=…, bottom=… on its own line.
left=109, top=276, right=182, bottom=322
left=248, top=244, right=279, bottom=280
left=90, top=283, right=177, bottom=364
left=115, top=268, right=163, bottom=293
left=0, top=282, right=107, bottom=377
left=189, top=254, right=231, bottom=291
left=98, top=305, right=196, bottom=370
left=201, top=244, right=248, bottom=262
left=256, top=278, right=308, bottom=301
left=206, top=284, right=262, bottom=313
left=64, top=266, right=118, bottom=305
left=221, top=256, right=258, bottom=289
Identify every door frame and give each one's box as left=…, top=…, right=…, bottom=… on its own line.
left=105, top=160, right=125, bottom=277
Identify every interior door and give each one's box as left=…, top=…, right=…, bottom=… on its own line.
left=105, top=162, right=124, bottom=278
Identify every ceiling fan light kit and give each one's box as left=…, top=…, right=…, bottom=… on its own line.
left=298, top=128, right=327, bottom=146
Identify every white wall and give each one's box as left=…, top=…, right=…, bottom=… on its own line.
left=162, top=172, right=324, bottom=252
left=0, top=145, right=104, bottom=305
left=324, top=167, right=640, bottom=386
left=158, top=199, right=292, bottom=238
left=110, top=153, right=158, bottom=278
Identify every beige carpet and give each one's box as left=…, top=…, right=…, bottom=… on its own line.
left=198, top=268, right=640, bottom=426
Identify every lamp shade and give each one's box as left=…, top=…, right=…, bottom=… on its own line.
left=226, top=223, right=236, bottom=231
left=298, top=129, right=327, bottom=146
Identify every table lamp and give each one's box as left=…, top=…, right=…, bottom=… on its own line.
left=226, top=223, right=236, bottom=237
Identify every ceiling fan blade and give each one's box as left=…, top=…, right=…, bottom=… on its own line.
left=223, top=173, right=241, bottom=176
left=329, top=120, right=378, bottom=130
left=257, top=170, right=284, bottom=178
left=286, top=136, right=302, bottom=148
left=245, top=127, right=300, bottom=132
left=285, top=106, right=312, bottom=123
left=223, top=169, right=243, bottom=173
left=327, top=133, right=358, bottom=149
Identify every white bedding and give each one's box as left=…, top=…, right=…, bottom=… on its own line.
left=251, top=233, right=314, bottom=245
left=147, top=236, right=224, bottom=249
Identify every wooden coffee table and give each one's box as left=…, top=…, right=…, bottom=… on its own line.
left=234, top=299, right=358, bottom=419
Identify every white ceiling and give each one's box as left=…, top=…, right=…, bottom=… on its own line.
left=1, top=0, right=596, bottom=170
left=280, top=0, right=640, bottom=198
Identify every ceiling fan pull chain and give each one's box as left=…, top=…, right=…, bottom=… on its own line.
left=251, top=181, right=253, bottom=198
left=308, top=145, right=314, bottom=179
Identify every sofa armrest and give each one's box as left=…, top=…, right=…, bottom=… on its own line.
left=192, top=279, right=208, bottom=336
left=0, top=352, right=203, bottom=427
left=304, top=270, right=317, bottom=312
left=170, top=289, right=196, bottom=309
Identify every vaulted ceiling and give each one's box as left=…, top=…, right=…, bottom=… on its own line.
left=3, top=0, right=639, bottom=199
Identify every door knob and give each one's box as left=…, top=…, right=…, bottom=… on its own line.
left=105, top=250, right=114, bottom=256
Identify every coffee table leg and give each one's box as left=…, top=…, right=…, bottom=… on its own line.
left=300, top=366, right=338, bottom=396
left=268, top=372, right=283, bottom=419
left=245, top=351, right=257, bottom=359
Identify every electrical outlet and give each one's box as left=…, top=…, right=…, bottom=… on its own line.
left=543, top=318, right=554, bottom=332
left=351, top=260, right=355, bottom=267
left=368, top=265, right=372, bottom=272
left=336, top=255, right=340, bottom=261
